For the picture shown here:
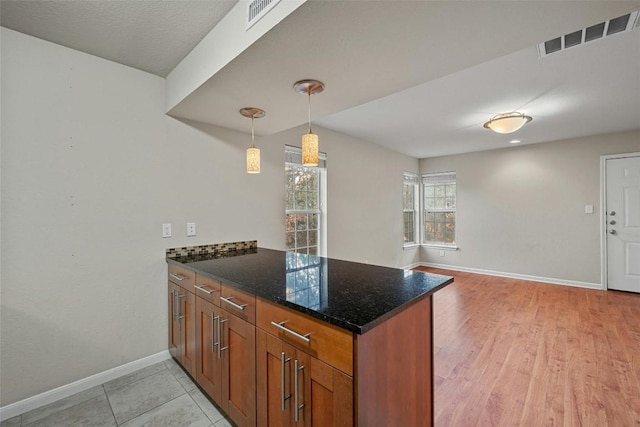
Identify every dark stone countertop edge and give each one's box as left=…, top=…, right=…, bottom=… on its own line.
left=166, top=257, right=453, bottom=335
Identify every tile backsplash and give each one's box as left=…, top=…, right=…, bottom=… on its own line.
left=166, top=240, right=257, bottom=259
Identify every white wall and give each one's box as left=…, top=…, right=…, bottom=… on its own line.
left=0, top=29, right=418, bottom=406
left=419, top=131, right=640, bottom=285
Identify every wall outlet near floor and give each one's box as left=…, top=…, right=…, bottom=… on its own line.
left=186, top=222, right=196, bottom=236
left=162, top=223, right=172, bottom=238
left=584, top=204, right=594, bottom=214
left=439, top=250, right=445, bottom=257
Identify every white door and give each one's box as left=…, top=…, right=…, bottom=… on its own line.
left=606, top=155, right=640, bottom=293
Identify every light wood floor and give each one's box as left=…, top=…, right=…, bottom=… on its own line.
left=415, top=267, right=640, bottom=427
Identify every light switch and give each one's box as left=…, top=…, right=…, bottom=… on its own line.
left=162, top=223, right=172, bottom=238
left=584, top=205, right=594, bottom=214
left=187, top=222, right=196, bottom=236
left=439, top=250, right=445, bottom=257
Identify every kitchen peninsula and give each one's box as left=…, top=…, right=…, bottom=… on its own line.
left=167, top=244, right=453, bottom=427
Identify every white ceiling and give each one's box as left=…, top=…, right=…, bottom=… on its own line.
left=0, top=0, right=237, bottom=77
left=318, top=28, right=640, bottom=158
left=2, top=0, right=639, bottom=158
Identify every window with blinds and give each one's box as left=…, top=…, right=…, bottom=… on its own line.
left=403, top=172, right=419, bottom=245
left=422, top=172, right=456, bottom=246
left=285, top=146, right=327, bottom=255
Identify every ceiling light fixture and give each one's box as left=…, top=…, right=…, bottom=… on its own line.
left=483, top=112, right=532, bottom=134
left=509, top=139, right=521, bottom=144
left=294, top=79, right=324, bottom=167
left=240, top=107, right=265, bottom=174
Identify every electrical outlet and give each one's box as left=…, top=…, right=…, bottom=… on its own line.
left=584, top=204, right=594, bottom=214
left=162, top=223, right=171, bottom=238
left=187, top=222, right=196, bottom=237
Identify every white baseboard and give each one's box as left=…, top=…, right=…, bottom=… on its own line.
left=0, top=350, right=171, bottom=422
left=402, top=262, right=423, bottom=270
left=415, top=262, right=603, bottom=290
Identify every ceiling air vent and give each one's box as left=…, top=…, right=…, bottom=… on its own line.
left=246, top=0, right=282, bottom=30
left=538, top=10, right=639, bottom=57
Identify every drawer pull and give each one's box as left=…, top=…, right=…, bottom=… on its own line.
left=169, top=273, right=187, bottom=281
left=194, top=285, right=216, bottom=295
left=220, top=296, right=248, bottom=311
left=270, top=321, right=311, bottom=343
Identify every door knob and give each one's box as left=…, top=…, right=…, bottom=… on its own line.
left=609, top=220, right=616, bottom=225
left=609, top=230, right=617, bottom=235
left=609, top=211, right=616, bottom=216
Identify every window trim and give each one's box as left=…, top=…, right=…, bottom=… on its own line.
left=285, top=145, right=327, bottom=257
left=421, top=171, right=457, bottom=247
left=403, top=172, right=420, bottom=247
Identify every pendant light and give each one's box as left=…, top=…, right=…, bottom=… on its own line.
left=240, top=107, right=265, bottom=174
left=294, top=80, right=324, bottom=167
left=483, top=112, right=532, bottom=134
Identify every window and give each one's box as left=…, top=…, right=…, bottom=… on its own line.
left=403, top=172, right=419, bottom=245
left=285, top=146, right=327, bottom=256
left=423, top=172, right=456, bottom=246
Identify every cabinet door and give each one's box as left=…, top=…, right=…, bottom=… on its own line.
left=257, top=330, right=293, bottom=427
left=180, top=290, right=197, bottom=376
left=221, top=309, right=256, bottom=427
left=195, top=297, right=222, bottom=403
left=168, top=283, right=181, bottom=360
left=296, top=353, right=353, bottom=427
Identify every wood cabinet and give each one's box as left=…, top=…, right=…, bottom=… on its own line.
left=168, top=282, right=180, bottom=360
left=355, top=295, right=433, bottom=426
left=193, top=276, right=256, bottom=427
left=195, top=297, right=223, bottom=402
left=168, top=281, right=196, bottom=376
left=220, top=306, right=256, bottom=427
left=169, top=260, right=439, bottom=427
left=256, top=329, right=353, bottom=427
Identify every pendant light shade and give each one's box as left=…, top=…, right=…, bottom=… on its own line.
left=240, top=107, right=265, bottom=174
left=301, top=133, right=319, bottom=167
left=294, top=79, right=324, bottom=167
left=246, top=146, right=260, bottom=174
left=483, top=112, right=532, bottom=134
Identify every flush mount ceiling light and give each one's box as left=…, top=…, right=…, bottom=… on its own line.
left=240, top=107, right=265, bottom=174
left=483, top=112, right=532, bottom=134
left=294, top=79, right=324, bottom=167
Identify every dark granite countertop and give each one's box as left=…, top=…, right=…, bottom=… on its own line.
left=167, top=248, right=453, bottom=334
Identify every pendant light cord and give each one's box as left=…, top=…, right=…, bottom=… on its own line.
left=251, top=114, right=255, bottom=148
left=307, top=90, right=312, bottom=134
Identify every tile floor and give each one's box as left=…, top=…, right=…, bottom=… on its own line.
left=1, top=359, right=233, bottom=427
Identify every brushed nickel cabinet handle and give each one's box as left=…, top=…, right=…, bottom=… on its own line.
left=281, top=352, right=291, bottom=411
left=195, top=285, right=216, bottom=295
left=294, top=359, right=305, bottom=422
left=213, top=315, right=220, bottom=353
left=214, top=312, right=216, bottom=353
left=169, top=273, right=187, bottom=281
left=220, top=296, right=248, bottom=311
left=176, top=293, right=185, bottom=319
left=172, top=290, right=177, bottom=321
left=270, top=321, right=311, bottom=343
left=217, top=318, right=228, bottom=358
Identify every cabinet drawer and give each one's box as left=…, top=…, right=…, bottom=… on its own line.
left=168, top=264, right=195, bottom=291
left=220, top=285, right=256, bottom=325
left=194, top=274, right=221, bottom=305
left=256, top=298, right=353, bottom=376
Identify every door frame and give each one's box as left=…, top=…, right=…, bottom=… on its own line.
left=600, top=151, right=640, bottom=290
